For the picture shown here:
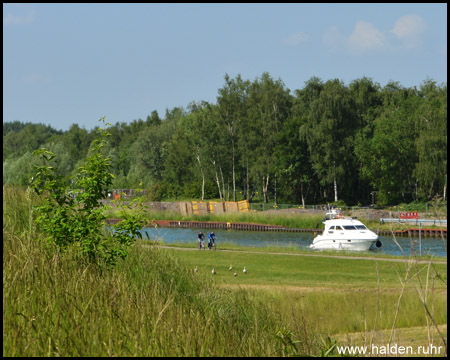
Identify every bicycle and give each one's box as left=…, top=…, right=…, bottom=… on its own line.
left=208, top=236, right=217, bottom=250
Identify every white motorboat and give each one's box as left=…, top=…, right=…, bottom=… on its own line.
left=310, top=209, right=381, bottom=251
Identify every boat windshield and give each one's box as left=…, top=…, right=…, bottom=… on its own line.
left=355, top=225, right=367, bottom=230
left=342, top=225, right=357, bottom=230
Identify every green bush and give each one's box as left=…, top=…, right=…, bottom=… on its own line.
left=30, top=118, right=144, bottom=268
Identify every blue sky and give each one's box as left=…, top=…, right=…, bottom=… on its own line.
left=3, top=3, right=447, bottom=131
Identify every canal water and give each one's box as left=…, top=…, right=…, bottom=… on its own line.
left=139, top=227, right=447, bottom=258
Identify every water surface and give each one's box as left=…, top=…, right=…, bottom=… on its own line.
left=139, top=227, right=447, bottom=258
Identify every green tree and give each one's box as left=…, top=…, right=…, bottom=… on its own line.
left=3, top=122, right=62, bottom=161
left=128, top=116, right=177, bottom=188
left=413, top=80, right=447, bottom=200
left=247, top=73, right=292, bottom=203
left=300, top=79, right=357, bottom=203
left=146, top=110, right=162, bottom=126
left=162, top=126, right=196, bottom=198
left=217, top=74, right=250, bottom=201
left=3, top=151, right=37, bottom=185
left=63, top=124, right=93, bottom=169
left=183, top=102, right=222, bottom=200
left=355, top=89, right=419, bottom=204
left=349, top=77, right=383, bottom=202
left=275, top=113, right=315, bottom=207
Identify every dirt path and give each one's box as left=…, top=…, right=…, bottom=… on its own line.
left=153, top=245, right=447, bottom=265
left=218, top=283, right=447, bottom=295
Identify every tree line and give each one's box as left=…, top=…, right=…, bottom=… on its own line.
left=3, top=73, right=447, bottom=206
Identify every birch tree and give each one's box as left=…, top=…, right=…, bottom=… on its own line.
left=216, top=74, right=250, bottom=201
left=300, top=79, right=357, bottom=203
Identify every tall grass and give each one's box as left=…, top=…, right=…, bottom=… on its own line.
left=251, top=287, right=447, bottom=335
left=3, top=186, right=330, bottom=356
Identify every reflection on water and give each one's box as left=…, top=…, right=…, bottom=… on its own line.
left=139, top=227, right=447, bottom=258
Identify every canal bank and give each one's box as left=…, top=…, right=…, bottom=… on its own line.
left=105, top=219, right=447, bottom=238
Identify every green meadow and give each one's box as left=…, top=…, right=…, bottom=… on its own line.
left=156, top=246, right=447, bottom=334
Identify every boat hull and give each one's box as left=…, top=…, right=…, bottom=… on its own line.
left=310, top=237, right=378, bottom=251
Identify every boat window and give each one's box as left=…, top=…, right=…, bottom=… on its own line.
left=329, top=226, right=335, bottom=230
left=343, top=225, right=357, bottom=230
left=355, top=225, right=367, bottom=230
left=336, top=226, right=344, bottom=230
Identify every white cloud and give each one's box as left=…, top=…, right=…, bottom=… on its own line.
left=390, top=14, right=426, bottom=48
left=282, top=32, right=310, bottom=46
left=348, top=21, right=385, bottom=52
left=324, top=15, right=428, bottom=54
left=391, top=14, right=426, bottom=39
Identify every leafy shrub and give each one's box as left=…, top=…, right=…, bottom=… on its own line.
left=30, top=118, right=144, bottom=267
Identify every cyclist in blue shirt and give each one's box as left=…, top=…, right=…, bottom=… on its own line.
left=208, top=232, right=216, bottom=250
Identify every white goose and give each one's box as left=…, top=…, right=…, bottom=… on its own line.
left=243, top=267, right=247, bottom=274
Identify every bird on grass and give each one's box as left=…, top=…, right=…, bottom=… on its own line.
left=212, top=268, right=216, bottom=275
left=243, top=267, right=247, bottom=274
left=234, top=271, right=237, bottom=277
left=194, top=266, right=198, bottom=273
left=229, top=265, right=233, bottom=271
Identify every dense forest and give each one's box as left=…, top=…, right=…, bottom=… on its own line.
left=3, top=73, right=447, bottom=206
